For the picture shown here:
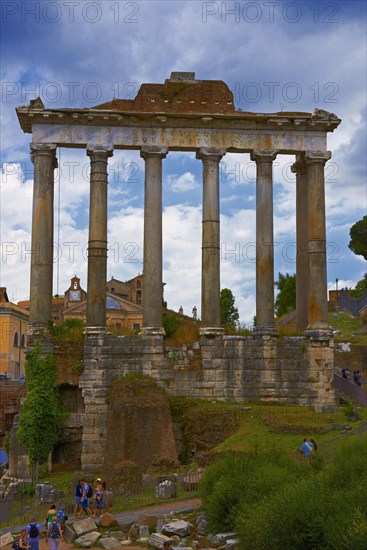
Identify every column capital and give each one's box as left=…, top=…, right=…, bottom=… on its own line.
left=304, top=150, right=331, bottom=164
left=140, top=146, right=168, bottom=159
left=30, top=143, right=58, bottom=168
left=30, top=142, right=57, bottom=153
left=291, top=153, right=307, bottom=174
left=250, top=149, right=278, bottom=162
left=196, top=147, right=226, bottom=161
left=86, top=146, right=113, bottom=159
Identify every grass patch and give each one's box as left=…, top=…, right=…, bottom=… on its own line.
left=213, top=403, right=365, bottom=455
left=329, top=311, right=367, bottom=345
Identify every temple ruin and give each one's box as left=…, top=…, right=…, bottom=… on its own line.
left=16, top=72, right=341, bottom=472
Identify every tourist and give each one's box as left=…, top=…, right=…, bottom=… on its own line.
left=342, top=369, right=350, bottom=380
left=74, top=479, right=83, bottom=519
left=353, top=371, right=358, bottom=384
left=18, top=529, right=30, bottom=550
left=356, top=371, right=362, bottom=387
left=80, top=479, right=93, bottom=516
left=45, top=505, right=57, bottom=529
left=92, top=478, right=105, bottom=517
left=163, top=542, right=172, bottom=550
left=46, top=515, right=64, bottom=550
left=309, top=438, right=318, bottom=452
left=26, top=517, right=41, bottom=550
left=300, top=438, right=314, bottom=463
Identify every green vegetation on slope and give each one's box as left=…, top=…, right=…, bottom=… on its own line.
left=203, top=434, right=367, bottom=550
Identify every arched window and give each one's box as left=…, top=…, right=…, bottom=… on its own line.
left=20, top=334, right=25, bottom=348
left=73, top=281, right=78, bottom=289
left=14, top=332, right=19, bottom=347
left=136, top=290, right=141, bottom=303
left=137, top=280, right=141, bottom=288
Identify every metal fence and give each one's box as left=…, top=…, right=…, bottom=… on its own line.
left=0, top=471, right=203, bottom=529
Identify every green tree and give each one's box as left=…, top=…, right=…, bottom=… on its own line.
left=275, top=273, right=296, bottom=317
left=348, top=215, right=367, bottom=260
left=349, top=273, right=367, bottom=298
left=220, top=288, right=239, bottom=327
left=17, top=344, right=66, bottom=479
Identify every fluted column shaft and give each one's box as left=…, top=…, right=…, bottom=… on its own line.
left=140, top=146, right=168, bottom=333
left=292, top=155, right=309, bottom=331
left=28, top=143, right=58, bottom=339
left=196, top=148, right=226, bottom=329
left=86, top=147, right=113, bottom=329
left=251, top=150, right=277, bottom=334
left=305, top=151, right=331, bottom=335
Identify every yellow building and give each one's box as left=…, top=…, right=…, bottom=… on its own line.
left=0, top=288, right=29, bottom=379
left=63, top=275, right=144, bottom=333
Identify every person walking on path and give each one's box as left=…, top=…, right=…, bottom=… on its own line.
left=46, top=515, right=64, bottom=550
left=26, top=517, right=41, bottom=550
left=80, top=480, right=93, bottom=516
left=73, top=480, right=83, bottom=519
left=300, top=438, right=314, bottom=464
left=45, top=505, right=57, bottom=530
left=92, top=479, right=105, bottom=518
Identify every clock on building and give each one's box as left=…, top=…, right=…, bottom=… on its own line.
left=69, top=290, right=81, bottom=301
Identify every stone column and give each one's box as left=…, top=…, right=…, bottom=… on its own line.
left=86, top=146, right=113, bottom=332
left=140, top=146, right=168, bottom=334
left=196, top=147, right=226, bottom=333
left=251, top=150, right=277, bottom=335
left=28, top=143, right=57, bottom=342
left=291, top=155, right=309, bottom=332
left=304, top=151, right=332, bottom=337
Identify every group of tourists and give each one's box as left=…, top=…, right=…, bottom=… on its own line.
left=341, top=368, right=363, bottom=386
left=13, top=511, right=65, bottom=550
left=13, top=477, right=108, bottom=550
left=74, top=477, right=108, bottom=519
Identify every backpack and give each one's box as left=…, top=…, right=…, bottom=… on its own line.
left=50, top=523, right=60, bottom=539
left=29, top=523, right=39, bottom=538
left=12, top=543, right=20, bottom=550
left=86, top=485, right=93, bottom=498
left=57, top=510, right=66, bottom=523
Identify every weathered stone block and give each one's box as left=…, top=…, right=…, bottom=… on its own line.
left=73, top=517, right=98, bottom=536
left=0, top=532, right=13, bottom=547
left=75, top=531, right=101, bottom=547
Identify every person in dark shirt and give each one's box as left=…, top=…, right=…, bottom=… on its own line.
left=74, top=480, right=83, bottom=519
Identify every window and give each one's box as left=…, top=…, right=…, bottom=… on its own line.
left=20, top=334, right=25, bottom=348
left=137, top=280, right=141, bottom=288
left=136, top=290, right=141, bottom=303
left=13, top=332, right=19, bottom=347
left=133, top=323, right=140, bottom=331
left=73, top=281, right=78, bottom=289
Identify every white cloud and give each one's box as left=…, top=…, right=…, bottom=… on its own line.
left=166, top=172, right=198, bottom=193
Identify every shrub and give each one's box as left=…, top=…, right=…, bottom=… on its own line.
left=163, top=315, right=180, bottom=338
left=202, top=451, right=301, bottom=532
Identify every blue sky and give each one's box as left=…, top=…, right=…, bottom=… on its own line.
left=0, top=0, right=366, bottom=324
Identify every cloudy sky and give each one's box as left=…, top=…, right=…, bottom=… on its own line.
left=0, top=0, right=366, bottom=325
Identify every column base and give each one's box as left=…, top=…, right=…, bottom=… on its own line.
left=253, top=326, right=278, bottom=336
left=84, top=326, right=109, bottom=338
left=304, top=322, right=332, bottom=340
left=200, top=326, right=224, bottom=337
left=140, top=326, right=165, bottom=336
